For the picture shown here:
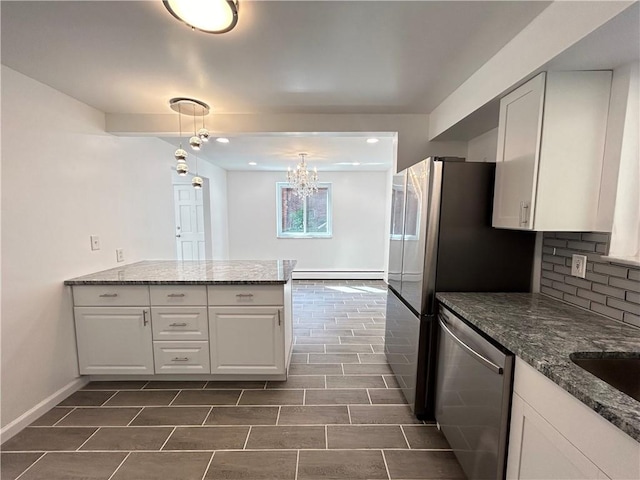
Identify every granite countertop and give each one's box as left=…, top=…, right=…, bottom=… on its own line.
left=436, top=292, right=640, bottom=442
left=64, top=260, right=297, bottom=285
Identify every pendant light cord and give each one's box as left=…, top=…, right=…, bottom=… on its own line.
left=178, top=103, right=183, bottom=148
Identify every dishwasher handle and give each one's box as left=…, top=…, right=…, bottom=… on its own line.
left=438, top=317, right=503, bottom=375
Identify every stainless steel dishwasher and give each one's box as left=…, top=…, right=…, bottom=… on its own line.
left=435, top=304, right=514, bottom=480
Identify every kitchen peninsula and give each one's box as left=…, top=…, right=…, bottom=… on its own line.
left=65, top=260, right=296, bottom=381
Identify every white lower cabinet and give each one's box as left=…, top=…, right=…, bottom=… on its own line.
left=209, top=307, right=284, bottom=375
left=153, top=341, right=210, bottom=374
left=74, top=307, right=154, bottom=375
left=507, top=358, right=638, bottom=480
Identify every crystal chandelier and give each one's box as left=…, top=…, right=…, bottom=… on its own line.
left=287, top=153, right=319, bottom=198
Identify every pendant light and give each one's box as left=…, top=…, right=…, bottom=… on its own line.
left=189, top=109, right=202, bottom=151
left=287, top=153, right=319, bottom=198
left=198, top=105, right=210, bottom=142
left=174, top=103, right=189, bottom=176
left=169, top=98, right=210, bottom=175
left=192, top=154, right=203, bottom=189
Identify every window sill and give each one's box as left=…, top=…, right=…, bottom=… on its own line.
left=600, top=255, right=640, bottom=267
left=277, top=235, right=333, bottom=239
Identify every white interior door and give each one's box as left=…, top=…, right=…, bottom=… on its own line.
left=174, top=184, right=206, bottom=260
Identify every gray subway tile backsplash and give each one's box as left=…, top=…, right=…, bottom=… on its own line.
left=540, top=232, right=639, bottom=328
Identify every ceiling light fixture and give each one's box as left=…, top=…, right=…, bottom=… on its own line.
left=163, top=0, right=239, bottom=34
left=198, top=105, right=210, bottom=142
left=366, top=138, right=379, bottom=144
left=248, top=162, right=257, bottom=166
left=192, top=155, right=203, bottom=189
left=169, top=97, right=210, bottom=183
left=216, top=137, right=230, bottom=144
left=287, top=153, right=319, bottom=199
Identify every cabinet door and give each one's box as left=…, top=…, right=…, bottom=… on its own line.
left=507, top=393, right=601, bottom=480
left=493, top=73, right=546, bottom=229
left=74, top=307, right=154, bottom=375
left=209, top=307, right=284, bottom=375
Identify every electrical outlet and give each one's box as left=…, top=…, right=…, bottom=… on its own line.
left=90, top=235, right=100, bottom=251
left=116, top=248, right=125, bottom=263
left=571, top=254, right=587, bottom=278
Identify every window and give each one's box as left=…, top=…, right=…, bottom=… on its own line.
left=277, top=183, right=332, bottom=238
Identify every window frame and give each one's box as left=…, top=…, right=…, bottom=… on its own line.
left=276, top=182, right=333, bottom=239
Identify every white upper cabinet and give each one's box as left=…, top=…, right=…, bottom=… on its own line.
left=493, top=71, right=612, bottom=231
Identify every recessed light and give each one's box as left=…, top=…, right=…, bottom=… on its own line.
left=352, top=162, right=361, bottom=166
left=366, top=138, right=379, bottom=144
left=216, top=137, right=230, bottom=144
left=248, top=162, right=257, bottom=166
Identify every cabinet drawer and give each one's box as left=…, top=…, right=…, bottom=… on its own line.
left=150, top=286, right=207, bottom=306
left=73, top=286, right=150, bottom=306
left=153, top=341, right=210, bottom=374
left=208, top=285, right=283, bottom=306
left=151, top=307, right=208, bottom=341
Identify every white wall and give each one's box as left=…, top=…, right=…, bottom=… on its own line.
left=1, top=66, right=176, bottom=435
left=198, top=160, right=229, bottom=259
left=467, top=128, right=498, bottom=163
left=227, top=171, right=389, bottom=275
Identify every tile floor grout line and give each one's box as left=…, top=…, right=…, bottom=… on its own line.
left=236, top=390, right=244, bottom=406
left=101, top=391, right=120, bottom=406
left=324, top=425, right=328, bottom=449
left=276, top=405, right=282, bottom=426
left=167, top=389, right=182, bottom=406
left=295, top=449, right=300, bottom=480
left=52, top=407, right=77, bottom=426
left=159, top=426, right=177, bottom=451
left=347, top=405, right=352, bottom=424
left=75, top=426, right=102, bottom=451
left=106, top=451, right=131, bottom=480
left=13, top=451, right=46, bottom=480
left=399, top=425, right=411, bottom=449
left=242, top=425, right=252, bottom=449
left=200, top=451, right=216, bottom=480
left=365, top=389, right=373, bottom=405
left=303, top=389, right=307, bottom=406
left=125, top=407, right=145, bottom=426
left=382, top=376, right=389, bottom=389
left=380, top=449, right=393, bottom=480
left=202, top=406, right=214, bottom=426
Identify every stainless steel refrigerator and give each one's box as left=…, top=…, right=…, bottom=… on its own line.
left=385, top=157, right=535, bottom=420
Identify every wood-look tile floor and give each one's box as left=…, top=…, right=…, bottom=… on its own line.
left=1, top=280, right=465, bottom=480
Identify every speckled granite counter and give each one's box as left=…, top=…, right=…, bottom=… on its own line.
left=64, top=260, right=297, bottom=285
left=436, top=292, right=640, bottom=442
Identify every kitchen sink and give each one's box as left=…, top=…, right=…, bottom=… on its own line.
left=570, top=354, right=640, bottom=402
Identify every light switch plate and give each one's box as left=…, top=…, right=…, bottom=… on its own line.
left=571, top=254, right=587, bottom=278
left=116, top=248, right=125, bottom=263
left=90, top=235, right=100, bottom=251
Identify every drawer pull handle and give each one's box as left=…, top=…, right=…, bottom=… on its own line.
left=167, top=293, right=186, bottom=297
left=236, top=293, right=254, bottom=298
left=172, top=357, right=190, bottom=362
left=169, top=322, right=188, bottom=327
left=99, top=293, right=118, bottom=298
left=142, top=309, right=149, bottom=326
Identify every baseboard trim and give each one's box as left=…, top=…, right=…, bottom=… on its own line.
left=292, top=270, right=385, bottom=280
left=0, top=377, right=88, bottom=443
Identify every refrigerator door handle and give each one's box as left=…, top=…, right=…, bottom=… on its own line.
left=438, top=317, right=503, bottom=375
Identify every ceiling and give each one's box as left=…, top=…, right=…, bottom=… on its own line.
left=18, top=1, right=640, bottom=172
left=161, top=134, right=396, bottom=171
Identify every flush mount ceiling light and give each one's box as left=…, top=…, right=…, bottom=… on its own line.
left=366, top=138, right=379, bottom=144
left=163, top=0, right=239, bottom=34
left=216, top=137, right=230, bottom=144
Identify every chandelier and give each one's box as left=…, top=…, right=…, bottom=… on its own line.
left=287, top=153, right=319, bottom=198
